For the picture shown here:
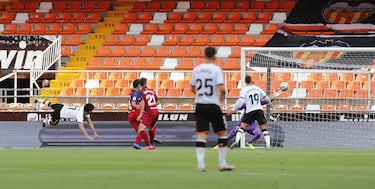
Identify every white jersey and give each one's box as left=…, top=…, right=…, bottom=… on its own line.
left=191, top=63, right=224, bottom=106
left=60, top=105, right=90, bottom=123
left=234, top=85, right=266, bottom=113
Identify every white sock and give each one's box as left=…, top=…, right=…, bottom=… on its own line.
left=234, top=128, right=244, bottom=144
left=263, top=131, right=270, bottom=147
left=196, top=148, right=205, bottom=169
left=218, top=147, right=227, bottom=167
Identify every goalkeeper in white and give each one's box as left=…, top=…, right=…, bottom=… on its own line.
left=227, top=75, right=271, bottom=149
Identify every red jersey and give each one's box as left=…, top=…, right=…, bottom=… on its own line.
left=140, top=87, right=159, bottom=112
left=128, top=89, right=141, bottom=113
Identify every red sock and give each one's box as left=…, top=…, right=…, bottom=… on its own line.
left=149, top=127, right=156, bottom=145
left=134, top=134, right=142, bottom=144
left=140, top=131, right=150, bottom=145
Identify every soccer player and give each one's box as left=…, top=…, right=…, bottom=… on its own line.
left=227, top=75, right=272, bottom=150
left=34, top=99, right=100, bottom=141
left=191, top=46, right=235, bottom=172
left=128, top=79, right=151, bottom=150
left=136, top=77, right=160, bottom=150
left=214, top=98, right=270, bottom=150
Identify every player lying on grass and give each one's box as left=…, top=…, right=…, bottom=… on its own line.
left=213, top=98, right=271, bottom=150
left=34, top=99, right=100, bottom=141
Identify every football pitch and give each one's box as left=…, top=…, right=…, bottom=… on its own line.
left=0, top=148, right=374, bottom=189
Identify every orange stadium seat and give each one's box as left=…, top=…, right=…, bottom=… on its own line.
left=9, top=2, right=24, bottom=12
left=60, top=87, right=75, bottom=96
left=178, top=35, right=194, bottom=46
left=112, top=24, right=129, bottom=34
left=338, top=89, right=354, bottom=98
left=133, top=35, right=150, bottom=46
left=163, top=103, right=178, bottom=110
left=56, top=13, right=72, bottom=23
left=178, top=103, right=194, bottom=110
left=262, top=23, right=279, bottom=34
left=116, top=58, right=132, bottom=70
left=115, top=79, right=130, bottom=88
left=196, top=12, right=211, bottom=23
left=181, top=12, right=196, bottom=23
left=324, top=73, right=339, bottom=81
left=207, top=35, right=224, bottom=46
left=50, top=2, right=66, bottom=12
left=225, top=12, right=241, bottom=23
left=69, top=79, right=85, bottom=88
left=232, top=23, right=248, bottom=34
left=323, top=89, right=338, bottom=98
left=118, top=35, right=134, bottom=46
left=265, top=1, right=280, bottom=12
left=170, top=47, right=186, bottom=58
left=185, top=46, right=203, bottom=58
left=2, top=24, right=18, bottom=35
left=321, top=105, right=336, bottom=112
left=157, top=88, right=167, bottom=97
left=96, top=2, right=110, bottom=12
left=42, top=13, right=57, bottom=23
left=28, top=13, right=43, bottom=23
left=145, top=1, right=160, bottom=12
left=167, top=88, right=182, bottom=97
left=347, top=81, right=362, bottom=90
left=95, top=46, right=110, bottom=57
left=100, top=79, right=115, bottom=88
left=104, top=35, right=120, bottom=46
left=337, top=105, right=353, bottom=112
left=154, top=46, right=170, bottom=57
left=206, top=1, right=220, bottom=11
left=61, top=23, right=76, bottom=34
left=279, top=1, right=295, bottom=12
left=86, top=13, right=101, bottom=23
left=163, top=35, right=179, bottom=46
left=308, top=73, right=323, bottom=81
left=142, top=23, right=158, bottom=34
left=111, top=46, right=126, bottom=57
left=202, top=23, right=218, bottom=34
left=124, top=46, right=141, bottom=57
left=221, top=1, right=235, bottom=11
left=331, top=81, right=347, bottom=89
left=81, top=1, right=95, bottom=12
left=235, top=0, right=250, bottom=11
left=165, top=12, right=182, bottom=23
left=140, top=46, right=156, bottom=57
left=75, top=23, right=91, bottom=34
left=212, top=12, right=227, bottom=23
left=172, top=23, right=188, bottom=34
left=136, top=12, right=153, bottom=23
left=65, top=35, right=82, bottom=46
left=102, top=58, right=118, bottom=69
left=61, top=46, right=72, bottom=57
left=189, top=1, right=205, bottom=12
left=130, top=2, right=146, bottom=12
left=238, top=35, right=254, bottom=46
left=182, top=88, right=195, bottom=97
left=160, top=80, right=175, bottom=88
left=228, top=88, right=240, bottom=97
left=160, top=1, right=176, bottom=12
left=241, top=12, right=256, bottom=23
left=217, top=23, right=233, bottom=34
left=0, top=13, right=15, bottom=24
left=90, top=88, right=105, bottom=96
left=187, top=23, right=203, bottom=34
left=251, top=1, right=265, bottom=11
left=122, top=13, right=137, bottom=23
left=157, top=72, right=169, bottom=80
left=253, top=35, right=271, bottom=47
left=131, top=58, right=147, bottom=70
left=157, top=23, right=173, bottom=34
left=17, top=24, right=32, bottom=34
left=193, top=35, right=209, bottom=46
left=176, top=80, right=191, bottom=89
left=223, top=35, right=240, bottom=46
left=75, top=87, right=87, bottom=96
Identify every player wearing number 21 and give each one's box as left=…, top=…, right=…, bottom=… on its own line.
left=191, top=46, right=235, bottom=172
left=136, top=77, right=160, bottom=150
left=226, top=75, right=272, bottom=149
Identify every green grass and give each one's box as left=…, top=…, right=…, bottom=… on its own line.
left=0, top=148, right=375, bottom=189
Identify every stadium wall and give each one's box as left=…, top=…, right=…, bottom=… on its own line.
left=1, top=120, right=375, bottom=148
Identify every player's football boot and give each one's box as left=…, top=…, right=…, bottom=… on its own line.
left=153, top=138, right=163, bottom=144
left=142, top=145, right=155, bottom=150
left=212, top=145, right=219, bottom=149
left=219, top=164, right=236, bottom=172
left=197, top=167, right=206, bottom=172
left=247, top=143, right=256, bottom=150
left=229, top=142, right=238, bottom=149
left=132, top=143, right=142, bottom=150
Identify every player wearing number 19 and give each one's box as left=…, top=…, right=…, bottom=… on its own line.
left=227, top=75, right=272, bottom=149
left=191, top=46, right=235, bottom=172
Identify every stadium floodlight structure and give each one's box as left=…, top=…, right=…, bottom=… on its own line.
left=237, top=47, right=375, bottom=148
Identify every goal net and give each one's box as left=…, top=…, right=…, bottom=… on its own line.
left=237, top=47, right=375, bottom=148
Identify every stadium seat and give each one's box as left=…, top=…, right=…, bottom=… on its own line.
left=61, top=46, right=72, bottom=57
left=69, top=79, right=85, bottom=88
left=165, top=12, right=182, bottom=23
left=182, top=88, right=195, bottom=97
left=225, top=12, right=241, bottom=23
left=265, top=1, right=280, bottom=12
left=171, top=23, right=188, bottom=34
left=9, top=2, right=24, bottom=12
left=251, top=1, right=264, bottom=11
left=193, top=35, right=209, bottom=46
left=156, top=72, right=169, bottom=80
left=185, top=46, right=203, bottom=58
left=163, top=103, right=178, bottom=110
left=166, top=88, right=182, bottom=97
left=338, top=89, right=355, bottom=98
left=75, top=23, right=91, bottom=34
left=331, top=81, right=347, bottom=89
left=337, top=105, right=353, bottom=112
left=61, top=23, right=76, bottom=34
left=118, top=35, right=134, bottom=46
left=206, top=1, right=220, bottom=11
left=178, top=35, right=194, bottom=46
left=75, top=87, right=88, bottom=96
left=186, top=23, right=203, bottom=34
left=0, top=13, right=15, bottom=24
left=60, top=87, right=75, bottom=96
left=238, top=35, right=254, bottom=46
left=136, top=13, right=153, bottom=23
left=216, top=23, right=233, bottom=34
left=228, top=88, right=240, bottom=97
left=169, top=47, right=186, bottom=58
left=133, top=35, right=150, bottom=46
left=347, top=81, right=362, bottom=90
left=142, top=23, right=158, bottom=34
left=223, top=35, right=239, bottom=46
left=94, top=72, right=108, bottom=81
left=115, top=79, right=130, bottom=89
left=321, top=105, right=336, bottom=112
left=189, top=1, right=205, bottom=12
left=56, top=13, right=72, bottom=23
left=196, top=12, right=211, bottom=23
left=211, top=12, right=226, bottom=23
left=90, top=88, right=105, bottom=96
left=17, top=24, right=32, bottom=34
left=124, top=46, right=141, bottom=57
left=157, top=23, right=173, bottom=34
left=323, top=89, right=338, bottom=98
left=241, top=12, right=256, bottom=23
left=324, top=73, right=339, bottom=81
left=160, top=1, right=176, bottom=12
left=130, top=2, right=146, bottom=12
left=262, top=23, right=279, bottom=34
left=232, top=23, right=248, bottom=34
left=86, top=13, right=101, bottom=23
left=100, top=79, right=115, bottom=89
left=2, top=24, right=18, bottom=35
left=221, top=1, right=234, bottom=11
left=202, top=23, right=218, bottom=34
left=163, top=35, right=179, bottom=46
left=253, top=35, right=271, bottom=47
left=178, top=103, right=194, bottom=110
left=154, top=46, right=171, bottom=57
left=81, top=1, right=95, bottom=12
left=71, top=13, right=86, bottom=23
left=290, top=104, right=304, bottom=112
left=176, top=80, right=191, bottom=89
left=279, top=1, right=295, bottom=12
left=235, top=0, right=250, bottom=11
left=160, top=80, right=175, bottom=88
left=354, top=89, right=369, bottom=98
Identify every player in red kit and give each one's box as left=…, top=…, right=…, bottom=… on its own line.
left=128, top=79, right=151, bottom=150
left=137, top=77, right=160, bottom=150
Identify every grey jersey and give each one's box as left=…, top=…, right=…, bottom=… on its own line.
left=191, top=63, right=224, bottom=106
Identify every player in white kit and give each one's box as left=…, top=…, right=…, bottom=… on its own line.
left=35, top=99, right=100, bottom=141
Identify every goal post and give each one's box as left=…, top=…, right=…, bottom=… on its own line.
left=237, top=47, right=375, bottom=148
